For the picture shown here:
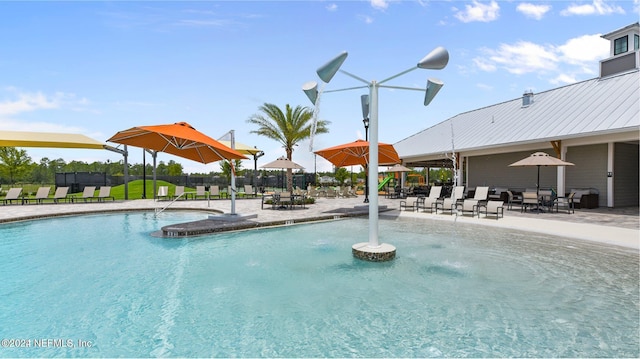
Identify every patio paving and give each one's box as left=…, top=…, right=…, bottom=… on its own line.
left=0, top=195, right=637, bottom=249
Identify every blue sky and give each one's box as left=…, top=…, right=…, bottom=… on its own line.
left=1, top=0, right=638, bottom=174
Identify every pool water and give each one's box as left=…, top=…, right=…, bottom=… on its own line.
left=0, top=212, right=638, bottom=357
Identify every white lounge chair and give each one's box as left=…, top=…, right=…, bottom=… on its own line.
left=2, top=187, right=23, bottom=205
left=74, top=186, right=96, bottom=202
left=207, top=185, right=220, bottom=199
left=97, top=186, right=114, bottom=202
left=243, top=185, right=256, bottom=198
left=52, top=187, right=70, bottom=203
left=456, top=199, right=480, bottom=217
left=157, top=186, right=170, bottom=201
left=479, top=200, right=504, bottom=219
left=173, top=186, right=186, bottom=200
left=437, top=186, right=465, bottom=214
left=417, top=186, right=442, bottom=213
left=27, top=186, right=51, bottom=204
left=194, top=185, right=208, bottom=200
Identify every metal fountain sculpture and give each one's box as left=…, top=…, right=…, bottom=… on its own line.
left=303, top=47, right=449, bottom=262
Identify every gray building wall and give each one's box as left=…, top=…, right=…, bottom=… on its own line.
left=467, top=150, right=558, bottom=191
left=614, top=142, right=639, bottom=207
left=565, top=144, right=608, bottom=207
left=466, top=144, right=636, bottom=207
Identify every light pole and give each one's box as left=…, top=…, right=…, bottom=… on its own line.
left=362, top=110, right=370, bottom=203
left=303, top=47, right=448, bottom=262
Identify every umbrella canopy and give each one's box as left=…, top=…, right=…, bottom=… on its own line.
left=260, top=156, right=304, bottom=170
left=509, top=151, right=574, bottom=200
left=314, top=139, right=400, bottom=167
left=509, top=152, right=575, bottom=167
left=218, top=140, right=263, bottom=156
left=0, top=130, right=105, bottom=149
left=107, top=122, right=247, bottom=163
left=386, top=164, right=412, bottom=172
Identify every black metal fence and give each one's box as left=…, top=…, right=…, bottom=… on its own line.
left=55, top=172, right=317, bottom=193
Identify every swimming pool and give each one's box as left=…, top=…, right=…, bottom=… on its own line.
left=0, top=212, right=638, bottom=357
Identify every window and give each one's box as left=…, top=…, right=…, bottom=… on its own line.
left=614, top=36, right=628, bottom=55
left=635, top=34, right=639, bottom=51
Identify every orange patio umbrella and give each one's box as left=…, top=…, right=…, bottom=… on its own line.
left=107, top=122, right=247, bottom=163
left=314, top=139, right=400, bottom=167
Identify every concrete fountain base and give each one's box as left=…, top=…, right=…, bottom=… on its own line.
left=352, top=242, right=396, bottom=262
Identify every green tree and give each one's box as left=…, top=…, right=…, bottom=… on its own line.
left=219, top=159, right=243, bottom=184
left=167, top=160, right=183, bottom=176
left=334, top=167, right=349, bottom=185
left=0, top=147, right=32, bottom=183
left=247, top=103, right=330, bottom=192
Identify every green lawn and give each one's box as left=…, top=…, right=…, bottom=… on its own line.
left=109, top=180, right=195, bottom=200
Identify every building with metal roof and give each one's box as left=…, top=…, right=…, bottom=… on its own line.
left=395, top=23, right=639, bottom=208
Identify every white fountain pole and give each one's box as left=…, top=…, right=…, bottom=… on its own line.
left=303, top=47, right=448, bottom=262
left=367, top=81, right=380, bottom=247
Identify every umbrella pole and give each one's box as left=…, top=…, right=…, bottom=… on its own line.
left=536, top=165, right=541, bottom=212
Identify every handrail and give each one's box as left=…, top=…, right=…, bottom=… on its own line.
left=155, top=192, right=192, bottom=216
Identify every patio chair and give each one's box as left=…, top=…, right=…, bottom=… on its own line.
left=417, top=186, right=442, bottom=213
left=399, top=195, right=422, bottom=211
left=52, top=187, right=70, bottom=203
left=2, top=187, right=23, bottom=205
left=194, top=185, right=208, bottom=200
left=276, top=191, right=293, bottom=209
left=243, top=185, right=256, bottom=198
left=479, top=200, right=504, bottom=220
left=73, top=186, right=97, bottom=203
left=26, top=186, right=51, bottom=204
left=473, top=186, right=489, bottom=203
left=455, top=199, right=480, bottom=217
left=539, top=189, right=555, bottom=211
left=157, top=186, right=170, bottom=201
left=326, top=188, right=337, bottom=198
left=206, top=185, right=219, bottom=199
left=385, top=187, right=399, bottom=199
left=506, top=190, right=522, bottom=210
left=554, top=192, right=575, bottom=214
left=173, top=186, right=186, bottom=200
left=521, top=192, right=539, bottom=212
left=307, top=187, right=319, bottom=198
left=97, top=186, right=115, bottom=202
left=437, top=186, right=465, bottom=214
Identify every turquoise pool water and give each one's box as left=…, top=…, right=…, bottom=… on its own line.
left=0, top=212, right=638, bottom=357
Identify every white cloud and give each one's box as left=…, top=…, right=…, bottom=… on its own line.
left=370, top=0, right=389, bottom=10
left=473, top=32, right=609, bottom=85
left=550, top=73, right=578, bottom=86
left=0, top=91, right=61, bottom=116
left=516, top=3, right=551, bottom=20
left=473, top=57, right=497, bottom=72
left=479, top=41, right=558, bottom=75
left=326, top=3, right=338, bottom=12
left=454, top=0, right=500, bottom=23
left=556, top=34, right=609, bottom=65
left=358, top=14, right=374, bottom=24
left=560, top=0, right=625, bottom=16
left=476, top=83, right=494, bottom=91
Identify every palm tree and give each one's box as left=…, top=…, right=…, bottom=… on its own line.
left=248, top=103, right=330, bottom=192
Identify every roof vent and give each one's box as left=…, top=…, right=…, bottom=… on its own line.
left=522, top=90, right=534, bottom=107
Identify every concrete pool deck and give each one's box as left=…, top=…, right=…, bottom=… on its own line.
left=0, top=196, right=638, bottom=250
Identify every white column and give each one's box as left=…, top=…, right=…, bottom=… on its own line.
left=607, top=142, right=614, bottom=207
left=557, top=146, right=567, bottom=196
